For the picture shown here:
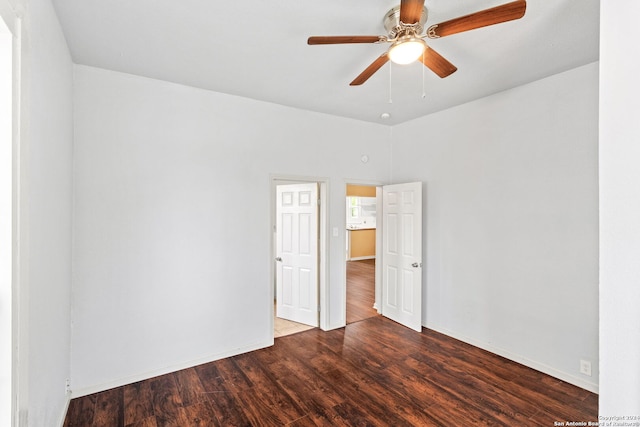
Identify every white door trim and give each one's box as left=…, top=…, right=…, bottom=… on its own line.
left=1, top=8, right=26, bottom=426
left=269, top=175, right=329, bottom=334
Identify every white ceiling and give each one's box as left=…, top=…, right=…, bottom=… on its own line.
left=51, top=0, right=600, bottom=125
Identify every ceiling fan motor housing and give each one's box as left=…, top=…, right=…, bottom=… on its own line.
left=383, top=5, right=428, bottom=38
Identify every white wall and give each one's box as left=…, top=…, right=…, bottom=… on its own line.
left=15, top=0, right=75, bottom=425
left=391, top=63, right=599, bottom=391
left=599, top=1, right=640, bottom=416
left=0, top=12, right=12, bottom=427
left=71, top=65, right=391, bottom=394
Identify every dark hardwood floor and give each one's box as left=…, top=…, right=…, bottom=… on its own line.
left=64, top=316, right=597, bottom=426
left=346, top=259, right=378, bottom=324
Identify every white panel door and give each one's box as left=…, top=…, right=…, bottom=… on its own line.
left=276, top=183, right=319, bottom=327
left=382, top=182, right=423, bottom=332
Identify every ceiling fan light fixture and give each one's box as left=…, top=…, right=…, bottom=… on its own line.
left=388, top=36, right=426, bottom=65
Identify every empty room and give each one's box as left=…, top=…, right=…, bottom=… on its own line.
left=3, top=0, right=639, bottom=426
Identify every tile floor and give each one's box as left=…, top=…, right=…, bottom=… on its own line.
left=274, top=306, right=315, bottom=338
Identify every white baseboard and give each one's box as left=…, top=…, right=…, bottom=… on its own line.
left=426, top=324, right=599, bottom=394
left=70, top=339, right=273, bottom=398
left=324, top=321, right=347, bottom=331
left=348, top=256, right=375, bottom=261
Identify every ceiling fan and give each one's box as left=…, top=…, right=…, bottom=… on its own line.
left=308, top=0, right=527, bottom=86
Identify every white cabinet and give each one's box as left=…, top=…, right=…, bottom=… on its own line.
left=346, top=196, right=376, bottom=229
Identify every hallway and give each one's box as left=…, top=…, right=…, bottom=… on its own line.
left=346, top=259, right=378, bottom=324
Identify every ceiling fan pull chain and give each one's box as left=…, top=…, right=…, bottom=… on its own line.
left=422, top=52, right=427, bottom=99
left=388, top=62, right=393, bottom=104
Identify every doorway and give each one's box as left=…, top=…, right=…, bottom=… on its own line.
left=344, top=181, right=424, bottom=332
left=345, top=184, right=380, bottom=324
left=270, top=176, right=328, bottom=338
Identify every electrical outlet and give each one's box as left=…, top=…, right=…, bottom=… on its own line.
left=579, top=360, right=592, bottom=376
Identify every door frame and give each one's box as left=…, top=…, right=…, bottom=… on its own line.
left=1, top=6, right=23, bottom=426
left=270, top=175, right=329, bottom=333
left=343, top=180, right=385, bottom=325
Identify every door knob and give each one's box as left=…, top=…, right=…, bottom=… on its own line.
left=275, top=257, right=282, bottom=262
left=411, top=262, right=422, bottom=268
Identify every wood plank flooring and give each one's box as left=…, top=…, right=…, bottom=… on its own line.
left=346, top=259, right=378, bottom=324
left=64, top=316, right=597, bottom=426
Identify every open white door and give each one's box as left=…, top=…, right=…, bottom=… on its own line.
left=381, top=182, right=423, bottom=332
left=276, top=183, right=319, bottom=327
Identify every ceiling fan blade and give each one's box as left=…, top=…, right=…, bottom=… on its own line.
left=399, top=0, right=426, bottom=25
left=350, top=53, right=390, bottom=86
left=308, top=36, right=383, bottom=45
left=427, top=0, right=526, bottom=38
left=419, top=47, right=457, bottom=78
